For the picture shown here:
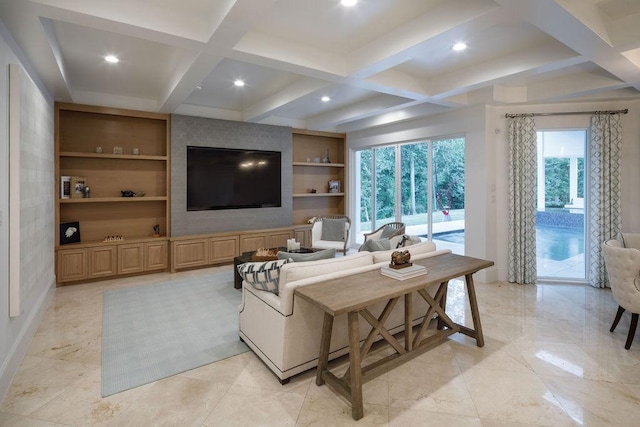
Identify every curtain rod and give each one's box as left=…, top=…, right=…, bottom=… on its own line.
left=505, top=109, right=628, bottom=118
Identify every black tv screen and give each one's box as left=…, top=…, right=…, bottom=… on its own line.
left=187, top=146, right=282, bottom=211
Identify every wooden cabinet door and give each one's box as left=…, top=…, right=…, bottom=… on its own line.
left=89, top=246, right=117, bottom=278
left=118, top=243, right=144, bottom=274
left=240, top=234, right=267, bottom=253
left=209, top=237, right=239, bottom=263
left=173, top=239, right=208, bottom=269
left=145, top=241, right=168, bottom=271
left=268, top=230, right=294, bottom=249
left=57, top=248, right=88, bottom=283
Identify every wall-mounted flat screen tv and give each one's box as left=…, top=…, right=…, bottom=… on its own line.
left=187, top=146, right=282, bottom=211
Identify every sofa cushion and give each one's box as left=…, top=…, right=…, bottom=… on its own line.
left=389, top=234, right=422, bottom=249
left=237, top=258, right=291, bottom=295
left=279, top=251, right=373, bottom=285
left=358, top=239, right=391, bottom=252
left=321, top=218, right=346, bottom=241
left=277, top=249, right=336, bottom=262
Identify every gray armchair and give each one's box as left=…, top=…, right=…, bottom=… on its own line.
left=311, top=215, right=351, bottom=255
left=363, top=222, right=405, bottom=242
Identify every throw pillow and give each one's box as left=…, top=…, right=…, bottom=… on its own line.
left=358, top=238, right=391, bottom=252
left=277, top=249, right=336, bottom=262
left=237, top=258, right=291, bottom=295
left=321, top=218, right=347, bottom=242
left=380, top=225, right=398, bottom=239
left=390, top=234, right=422, bottom=248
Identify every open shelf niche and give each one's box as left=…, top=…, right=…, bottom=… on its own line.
left=291, top=129, right=347, bottom=226
left=55, top=102, right=170, bottom=284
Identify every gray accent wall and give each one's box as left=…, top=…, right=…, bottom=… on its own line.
left=171, top=114, right=293, bottom=236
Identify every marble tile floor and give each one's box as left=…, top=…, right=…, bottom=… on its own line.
left=2, top=265, right=640, bottom=426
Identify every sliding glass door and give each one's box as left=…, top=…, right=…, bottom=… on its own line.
left=374, top=146, right=397, bottom=230
left=431, top=138, right=465, bottom=253
left=400, top=143, right=428, bottom=237
left=353, top=137, right=465, bottom=254
left=536, top=130, right=586, bottom=280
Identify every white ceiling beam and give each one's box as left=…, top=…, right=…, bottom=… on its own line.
left=233, top=32, right=346, bottom=78
left=426, top=42, right=583, bottom=99
left=242, top=77, right=331, bottom=122
left=347, top=0, right=505, bottom=79
left=347, top=0, right=503, bottom=78
left=30, top=0, right=238, bottom=43
left=359, top=68, right=429, bottom=100
left=554, top=0, right=613, bottom=46
left=306, top=95, right=412, bottom=130
left=71, top=89, right=159, bottom=111
left=525, top=73, right=628, bottom=102
left=336, top=103, right=451, bottom=133
left=158, top=53, right=225, bottom=113
left=39, top=17, right=72, bottom=97
left=496, top=0, right=640, bottom=91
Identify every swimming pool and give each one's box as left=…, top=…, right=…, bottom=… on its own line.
left=432, top=225, right=584, bottom=263
left=536, top=225, right=584, bottom=261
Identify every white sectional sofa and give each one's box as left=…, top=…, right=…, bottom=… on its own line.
left=237, top=241, right=451, bottom=383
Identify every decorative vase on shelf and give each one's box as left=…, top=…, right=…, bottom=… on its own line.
left=323, top=148, right=330, bottom=163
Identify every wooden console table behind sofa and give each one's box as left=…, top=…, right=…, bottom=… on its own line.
left=295, top=252, right=494, bottom=420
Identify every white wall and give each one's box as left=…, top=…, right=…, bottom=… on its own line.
left=347, top=100, right=640, bottom=283
left=0, top=20, right=55, bottom=401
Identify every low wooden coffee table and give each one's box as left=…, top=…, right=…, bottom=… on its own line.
left=233, top=246, right=318, bottom=289
left=295, top=252, right=494, bottom=420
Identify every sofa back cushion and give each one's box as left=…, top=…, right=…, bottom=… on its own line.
left=277, top=249, right=336, bottom=262
left=279, top=251, right=373, bottom=285
left=372, top=241, right=437, bottom=264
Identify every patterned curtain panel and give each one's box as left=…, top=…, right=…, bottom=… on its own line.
left=589, top=114, right=622, bottom=288
left=508, top=116, right=537, bottom=285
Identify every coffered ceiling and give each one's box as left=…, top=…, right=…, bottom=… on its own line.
left=1, top=0, right=639, bottom=132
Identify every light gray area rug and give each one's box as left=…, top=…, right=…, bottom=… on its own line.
left=102, top=271, right=248, bottom=397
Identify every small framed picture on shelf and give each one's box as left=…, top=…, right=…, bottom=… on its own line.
left=328, top=179, right=341, bottom=193
left=60, top=176, right=71, bottom=199
left=60, top=222, right=81, bottom=245
left=71, top=176, right=87, bottom=199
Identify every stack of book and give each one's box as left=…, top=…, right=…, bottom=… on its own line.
left=380, top=264, right=427, bottom=280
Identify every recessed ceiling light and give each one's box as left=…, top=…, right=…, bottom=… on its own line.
left=321, top=96, right=331, bottom=102
left=341, top=0, right=357, bottom=6
left=104, top=55, right=119, bottom=63
left=452, top=42, right=467, bottom=51
left=195, top=84, right=203, bottom=91
left=234, top=79, right=245, bottom=87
